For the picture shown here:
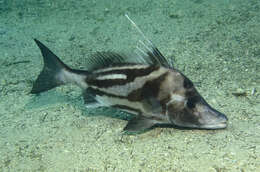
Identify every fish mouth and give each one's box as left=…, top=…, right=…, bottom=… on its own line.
left=198, top=113, right=228, bottom=129
left=171, top=111, right=228, bottom=130
left=176, top=121, right=228, bottom=130
left=198, top=121, right=227, bottom=129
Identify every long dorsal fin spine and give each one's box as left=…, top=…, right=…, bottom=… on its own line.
left=80, top=15, right=173, bottom=72
left=125, top=14, right=154, bottom=47
left=125, top=14, right=173, bottom=68
left=138, top=40, right=161, bottom=65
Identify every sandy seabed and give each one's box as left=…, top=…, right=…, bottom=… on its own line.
left=0, top=0, right=259, bottom=171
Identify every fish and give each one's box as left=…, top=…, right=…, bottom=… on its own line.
left=31, top=15, right=228, bottom=132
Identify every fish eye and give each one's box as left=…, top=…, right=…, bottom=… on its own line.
left=183, top=77, right=193, bottom=89
left=186, top=97, right=196, bottom=109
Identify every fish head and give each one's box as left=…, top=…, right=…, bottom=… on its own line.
left=163, top=70, right=228, bottom=129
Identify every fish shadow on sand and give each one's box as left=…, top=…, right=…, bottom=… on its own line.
left=25, top=90, right=217, bottom=134
left=25, top=88, right=133, bottom=120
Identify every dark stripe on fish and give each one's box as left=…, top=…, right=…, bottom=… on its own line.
left=86, top=65, right=160, bottom=88
left=88, top=71, right=168, bottom=102
left=127, top=72, right=169, bottom=101
left=88, top=87, right=126, bottom=99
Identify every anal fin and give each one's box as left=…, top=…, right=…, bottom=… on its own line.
left=83, top=88, right=103, bottom=108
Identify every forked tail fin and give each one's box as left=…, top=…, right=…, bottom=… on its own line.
left=31, top=39, right=71, bottom=94
left=31, top=39, right=88, bottom=94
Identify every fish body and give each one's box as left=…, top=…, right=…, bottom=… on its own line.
left=31, top=18, right=227, bottom=132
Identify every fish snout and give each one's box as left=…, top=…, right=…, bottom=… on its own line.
left=198, top=105, right=228, bottom=129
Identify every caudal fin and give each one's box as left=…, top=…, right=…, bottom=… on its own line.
left=31, top=39, right=71, bottom=94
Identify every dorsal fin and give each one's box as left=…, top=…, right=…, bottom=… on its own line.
left=125, top=14, right=174, bottom=68
left=84, top=51, right=149, bottom=71
left=83, top=15, right=173, bottom=71
left=85, top=51, right=125, bottom=71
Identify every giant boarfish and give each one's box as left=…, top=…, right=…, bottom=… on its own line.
left=31, top=16, right=228, bottom=132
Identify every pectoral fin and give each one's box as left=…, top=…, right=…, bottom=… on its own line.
left=123, top=116, right=156, bottom=132
left=144, top=97, right=162, bottom=114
